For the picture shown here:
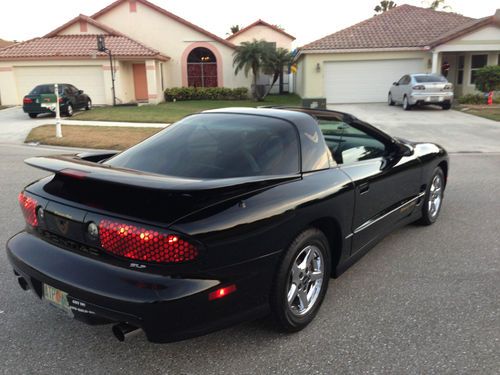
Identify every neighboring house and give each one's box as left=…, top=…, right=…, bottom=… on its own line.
left=295, top=5, right=500, bottom=104
left=226, top=19, right=295, bottom=50
left=227, top=19, right=296, bottom=93
left=0, top=0, right=291, bottom=106
left=0, top=38, right=15, bottom=49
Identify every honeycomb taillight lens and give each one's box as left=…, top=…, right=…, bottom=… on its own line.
left=18, top=192, right=38, bottom=227
left=98, top=219, right=198, bottom=264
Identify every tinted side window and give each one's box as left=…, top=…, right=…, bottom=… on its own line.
left=398, top=75, right=409, bottom=85
left=107, top=114, right=300, bottom=178
left=336, top=124, right=386, bottom=164
left=318, top=119, right=348, bottom=159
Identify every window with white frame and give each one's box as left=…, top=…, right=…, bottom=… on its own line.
left=470, top=54, right=488, bottom=84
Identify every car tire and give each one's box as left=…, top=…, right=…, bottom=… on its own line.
left=388, top=93, right=395, bottom=106
left=65, top=104, right=74, bottom=117
left=28, top=113, right=37, bottom=119
left=403, top=96, right=411, bottom=111
left=270, top=228, right=331, bottom=332
left=85, top=99, right=92, bottom=111
left=441, top=102, right=451, bottom=110
left=418, top=167, right=445, bottom=226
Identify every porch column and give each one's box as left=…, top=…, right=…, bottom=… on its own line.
left=431, top=51, right=439, bottom=74
left=145, top=60, right=159, bottom=104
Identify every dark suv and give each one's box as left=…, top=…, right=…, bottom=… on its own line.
left=22, top=84, right=92, bottom=118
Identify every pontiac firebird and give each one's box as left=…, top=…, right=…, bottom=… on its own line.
left=7, top=107, right=448, bottom=342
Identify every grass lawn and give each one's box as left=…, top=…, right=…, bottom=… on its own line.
left=73, top=94, right=301, bottom=123
left=26, top=125, right=162, bottom=150
left=457, top=105, right=500, bottom=122
left=463, top=107, right=500, bottom=122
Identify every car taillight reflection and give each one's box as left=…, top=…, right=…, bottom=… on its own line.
left=18, top=192, right=38, bottom=227
left=98, top=219, right=198, bottom=264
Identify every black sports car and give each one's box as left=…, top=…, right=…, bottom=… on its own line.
left=7, top=107, right=448, bottom=343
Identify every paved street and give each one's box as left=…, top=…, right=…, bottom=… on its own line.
left=0, top=144, right=498, bottom=374
left=330, top=103, right=500, bottom=153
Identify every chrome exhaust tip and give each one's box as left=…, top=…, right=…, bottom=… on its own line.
left=112, top=322, right=141, bottom=342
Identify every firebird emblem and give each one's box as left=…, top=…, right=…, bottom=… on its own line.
left=305, top=131, right=319, bottom=143
left=56, top=218, right=69, bottom=235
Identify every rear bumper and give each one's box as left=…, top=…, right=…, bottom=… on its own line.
left=6, top=231, right=277, bottom=342
left=23, top=103, right=68, bottom=114
left=409, top=92, right=453, bottom=105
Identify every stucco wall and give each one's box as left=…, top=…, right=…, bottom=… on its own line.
left=297, top=51, right=430, bottom=98
left=58, top=22, right=109, bottom=35
left=229, top=25, right=293, bottom=50
left=94, top=1, right=251, bottom=89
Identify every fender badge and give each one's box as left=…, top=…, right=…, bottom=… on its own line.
left=305, top=131, right=319, bottom=143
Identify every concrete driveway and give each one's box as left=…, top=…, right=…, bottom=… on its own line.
left=0, top=107, right=52, bottom=143
left=329, top=103, right=500, bottom=153
left=0, top=107, right=166, bottom=144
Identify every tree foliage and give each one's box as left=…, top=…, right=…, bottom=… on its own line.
left=374, top=1, right=397, bottom=14
left=233, top=40, right=291, bottom=100
left=229, top=25, right=240, bottom=34
left=474, top=65, right=500, bottom=93
left=427, top=0, right=451, bottom=11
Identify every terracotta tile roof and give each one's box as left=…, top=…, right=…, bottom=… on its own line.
left=226, top=19, right=296, bottom=41
left=92, top=0, right=236, bottom=48
left=0, top=34, right=169, bottom=60
left=44, top=14, right=126, bottom=38
left=0, top=38, right=15, bottom=49
left=302, top=5, right=475, bottom=52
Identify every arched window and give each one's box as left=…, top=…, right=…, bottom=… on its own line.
left=187, top=47, right=218, bottom=87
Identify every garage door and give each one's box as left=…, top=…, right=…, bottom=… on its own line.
left=324, top=59, right=424, bottom=104
left=15, top=66, right=106, bottom=104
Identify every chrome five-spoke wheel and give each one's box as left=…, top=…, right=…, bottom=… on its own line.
left=287, top=245, right=324, bottom=316
left=428, top=174, right=442, bottom=219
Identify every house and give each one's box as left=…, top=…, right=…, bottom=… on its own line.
left=0, top=0, right=292, bottom=106
left=226, top=19, right=295, bottom=50
left=0, top=38, right=15, bottom=49
left=294, top=5, right=500, bottom=104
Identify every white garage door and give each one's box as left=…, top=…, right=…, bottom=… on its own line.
left=15, top=66, right=106, bottom=104
left=324, top=59, right=424, bottom=104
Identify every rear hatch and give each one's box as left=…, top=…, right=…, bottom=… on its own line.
left=22, top=155, right=298, bottom=268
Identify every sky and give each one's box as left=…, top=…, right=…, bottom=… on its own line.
left=0, top=0, right=497, bottom=47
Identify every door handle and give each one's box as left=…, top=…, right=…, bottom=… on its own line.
left=359, top=183, right=370, bottom=194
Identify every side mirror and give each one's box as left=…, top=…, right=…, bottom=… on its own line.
left=395, top=142, right=414, bottom=157
left=393, top=82, right=399, bottom=86
left=77, top=90, right=83, bottom=95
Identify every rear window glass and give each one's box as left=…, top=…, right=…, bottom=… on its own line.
left=414, top=75, right=447, bottom=83
left=106, top=113, right=300, bottom=178
left=29, top=85, right=63, bottom=95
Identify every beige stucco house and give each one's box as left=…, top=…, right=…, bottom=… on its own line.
left=0, top=0, right=293, bottom=106
left=295, top=5, right=500, bottom=104
left=226, top=19, right=295, bottom=50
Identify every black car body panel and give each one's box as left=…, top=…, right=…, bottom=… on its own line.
left=7, top=107, right=448, bottom=342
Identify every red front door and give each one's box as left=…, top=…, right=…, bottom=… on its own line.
left=133, top=64, right=148, bottom=101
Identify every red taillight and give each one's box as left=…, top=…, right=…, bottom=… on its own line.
left=208, top=284, right=237, bottom=301
left=18, top=192, right=38, bottom=227
left=98, top=219, right=198, bottom=264
left=59, top=168, right=88, bottom=179
left=23, top=97, right=33, bottom=104
left=58, top=98, right=64, bottom=103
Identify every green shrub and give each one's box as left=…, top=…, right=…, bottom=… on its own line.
left=164, top=87, right=249, bottom=101
left=474, top=65, right=500, bottom=93
left=457, top=94, right=486, bottom=105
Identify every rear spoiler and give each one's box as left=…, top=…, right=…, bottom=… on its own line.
left=25, top=155, right=300, bottom=192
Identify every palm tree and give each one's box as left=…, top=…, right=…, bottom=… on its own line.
left=263, top=48, right=293, bottom=95
left=374, top=1, right=397, bottom=15
left=233, top=40, right=273, bottom=100
left=427, top=0, right=451, bottom=11
left=229, top=25, right=240, bottom=35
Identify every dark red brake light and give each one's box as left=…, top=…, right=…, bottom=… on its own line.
left=23, top=97, right=33, bottom=104
left=18, top=192, right=38, bottom=227
left=98, top=219, right=198, bottom=264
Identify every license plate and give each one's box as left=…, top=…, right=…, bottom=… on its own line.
left=43, top=284, right=73, bottom=316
